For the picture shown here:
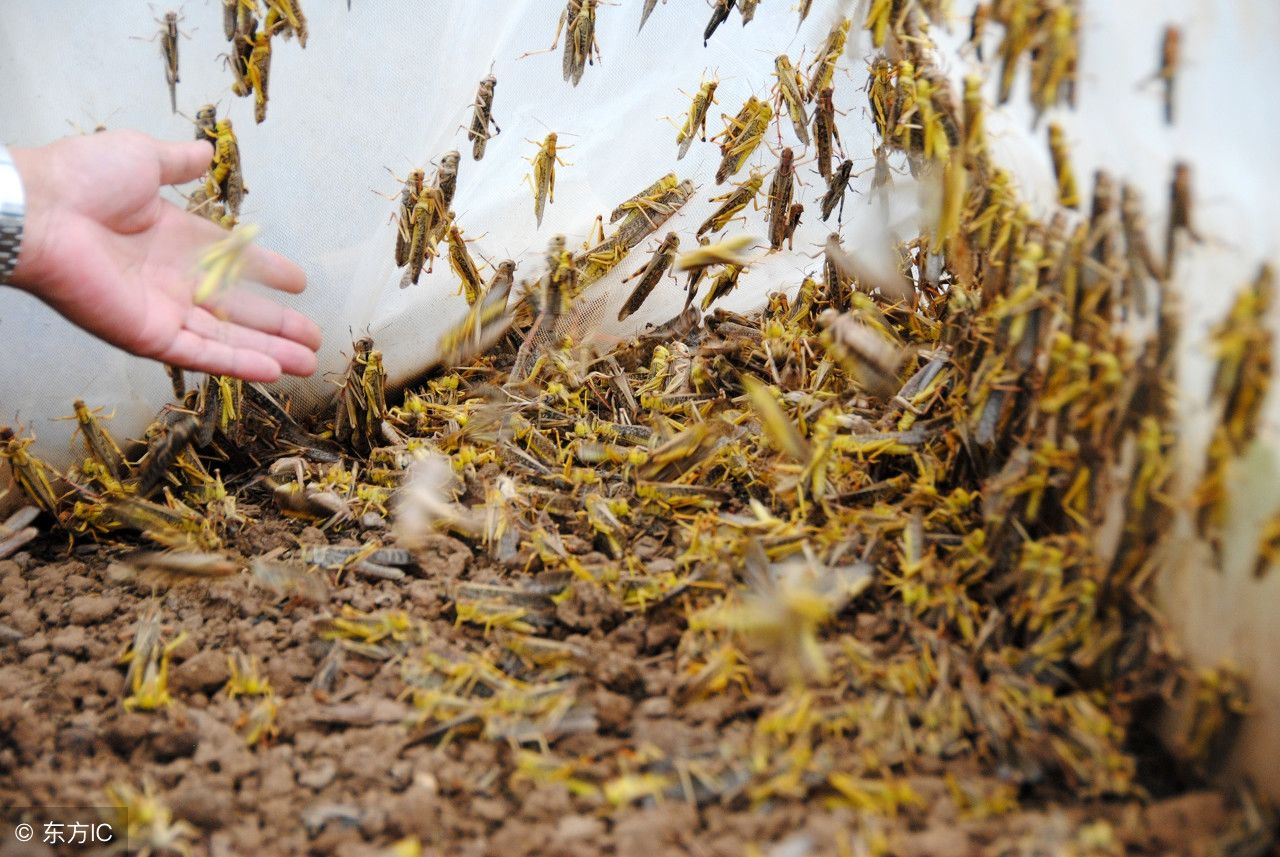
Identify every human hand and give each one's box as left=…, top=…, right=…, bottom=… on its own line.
left=7, top=130, right=320, bottom=382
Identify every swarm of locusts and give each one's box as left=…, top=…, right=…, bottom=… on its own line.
left=5, top=1, right=1275, bottom=850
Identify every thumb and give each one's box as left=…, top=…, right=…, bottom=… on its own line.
left=154, top=138, right=213, bottom=186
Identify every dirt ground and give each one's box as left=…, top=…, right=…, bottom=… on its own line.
left=0, top=515, right=1269, bottom=857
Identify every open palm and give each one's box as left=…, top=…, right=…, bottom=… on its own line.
left=10, top=130, right=320, bottom=382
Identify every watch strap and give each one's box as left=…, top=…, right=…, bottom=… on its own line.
left=0, top=144, right=27, bottom=285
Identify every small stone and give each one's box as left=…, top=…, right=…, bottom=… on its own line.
left=67, top=594, right=118, bottom=625
left=554, top=814, right=605, bottom=843
left=104, top=713, right=153, bottom=756
left=1147, top=792, right=1227, bottom=848
left=260, top=762, right=295, bottom=796
left=898, top=827, right=974, bottom=857
left=16, top=633, right=47, bottom=655
left=49, top=626, right=87, bottom=656
left=298, top=758, right=337, bottom=790
left=298, top=526, right=328, bottom=545
left=386, top=785, right=442, bottom=841
left=172, top=650, right=231, bottom=694
left=407, top=534, right=471, bottom=579
left=170, top=634, right=199, bottom=661
left=470, top=796, right=510, bottom=822
left=4, top=607, right=38, bottom=635
left=171, top=780, right=233, bottom=830
left=152, top=726, right=199, bottom=761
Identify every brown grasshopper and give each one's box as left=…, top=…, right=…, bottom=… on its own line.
left=466, top=71, right=501, bottom=161
left=766, top=148, right=797, bottom=251
left=618, top=232, right=680, bottom=321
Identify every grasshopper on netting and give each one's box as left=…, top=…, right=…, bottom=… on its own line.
left=638, top=0, right=666, bottom=32
left=520, top=1, right=602, bottom=87
left=376, top=167, right=425, bottom=269
left=135, top=9, right=189, bottom=114
left=447, top=224, right=486, bottom=307
left=766, top=147, right=797, bottom=251
left=241, top=27, right=272, bottom=123
left=401, top=185, right=448, bottom=287
left=773, top=55, right=810, bottom=146
left=698, top=170, right=764, bottom=238
left=264, top=0, right=308, bottom=47
left=714, top=96, right=772, bottom=184
left=206, top=119, right=246, bottom=225
left=526, top=133, right=572, bottom=227
left=618, top=232, right=680, bottom=322
left=704, top=0, right=734, bottom=46
left=676, top=75, right=720, bottom=161
left=465, top=70, right=501, bottom=161
left=813, top=86, right=844, bottom=180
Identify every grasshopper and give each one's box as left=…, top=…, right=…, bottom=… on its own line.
left=1047, top=122, right=1078, bottom=210
left=1029, top=2, right=1078, bottom=118
left=773, top=55, right=810, bottom=145
left=435, top=262, right=516, bottom=368
left=435, top=149, right=461, bottom=211
left=683, top=237, right=711, bottom=307
left=522, top=1, right=601, bottom=87
left=384, top=168, right=425, bottom=268
left=1166, top=161, right=1201, bottom=274
left=193, top=103, right=218, bottom=142
left=968, top=3, right=990, bottom=60
left=676, top=76, right=719, bottom=161
left=513, top=237, right=579, bottom=378
left=819, top=309, right=905, bottom=397
left=796, top=0, right=814, bottom=28
left=466, top=71, right=501, bottom=161
left=697, top=170, right=763, bottom=237
left=805, top=18, right=850, bottom=102
left=812, top=86, right=843, bottom=180
left=71, top=400, right=128, bottom=483
left=0, top=428, right=64, bottom=518
left=714, top=96, right=772, bottom=184
left=136, top=411, right=201, bottom=497
left=206, top=119, right=246, bottom=225
left=638, top=0, right=665, bottom=32
left=158, top=11, right=183, bottom=114
left=701, top=264, right=744, bottom=311
left=677, top=234, right=755, bottom=273
left=527, top=133, right=571, bottom=227
left=820, top=158, right=854, bottom=223
left=400, top=185, right=448, bottom=287
left=264, top=0, right=308, bottom=47
left=704, top=0, right=735, bottom=46
left=243, top=28, right=273, bottom=123
left=610, top=173, right=678, bottom=226
left=135, top=10, right=187, bottom=114
left=782, top=202, right=803, bottom=251
left=447, top=224, right=485, bottom=306
left=618, top=232, right=680, bottom=321
left=766, top=147, right=797, bottom=251
left=224, top=2, right=258, bottom=98
left=1153, top=25, right=1180, bottom=125
left=333, top=337, right=391, bottom=454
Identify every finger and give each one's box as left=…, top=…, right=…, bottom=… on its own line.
left=185, top=306, right=319, bottom=377
left=157, top=329, right=283, bottom=383
left=202, top=287, right=323, bottom=351
left=241, top=244, right=308, bottom=294
left=154, top=138, right=214, bottom=186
